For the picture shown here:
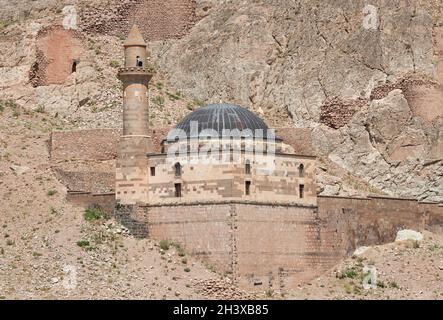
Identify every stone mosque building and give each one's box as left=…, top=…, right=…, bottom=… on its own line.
left=116, top=25, right=316, bottom=207
left=54, top=25, right=442, bottom=290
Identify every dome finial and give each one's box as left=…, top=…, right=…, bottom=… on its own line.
left=124, top=24, right=146, bottom=47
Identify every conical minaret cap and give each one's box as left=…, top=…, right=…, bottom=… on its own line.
left=124, top=24, right=146, bottom=47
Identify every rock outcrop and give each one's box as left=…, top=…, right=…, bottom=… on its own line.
left=150, top=0, right=443, bottom=201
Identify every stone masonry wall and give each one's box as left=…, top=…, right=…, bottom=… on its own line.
left=67, top=191, right=116, bottom=214
left=50, top=129, right=121, bottom=162
left=30, top=25, right=84, bottom=87
left=110, top=197, right=443, bottom=290
left=317, top=196, right=443, bottom=257
left=79, top=0, right=196, bottom=41
left=143, top=152, right=317, bottom=206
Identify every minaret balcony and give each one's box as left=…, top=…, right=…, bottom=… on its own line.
left=118, top=67, right=153, bottom=81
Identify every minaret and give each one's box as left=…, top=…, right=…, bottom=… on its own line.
left=116, top=25, right=153, bottom=205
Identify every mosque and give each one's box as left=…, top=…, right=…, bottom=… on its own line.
left=116, top=25, right=317, bottom=207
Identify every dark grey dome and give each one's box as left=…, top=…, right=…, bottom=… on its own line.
left=174, top=103, right=274, bottom=139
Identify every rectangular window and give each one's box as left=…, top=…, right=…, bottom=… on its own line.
left=245, top=181, right=251, bottom=196
left=299, top=184, right=305, bottom=199
left=175, top=183, right=182, bottom=198
left=150, top=167, right=155, bottom=176
left=245, top=162, right=251, bottom=175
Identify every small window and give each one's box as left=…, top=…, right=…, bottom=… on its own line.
left=136, top=56, right=143, bottom=67
left=72, top=61, right=77, bottom=73
left=245, top=181, right=251, bottom=196
left=299, top=184, right=305, bottom=199
left=245, top=160, right=251, bottom=175
left=299, top=164, right=304, bottom=178
left=174, top=163, right=182, bottom=177
left=175, top=183, right=182, bottom=197
left=150, top=167, right=155, bottom=176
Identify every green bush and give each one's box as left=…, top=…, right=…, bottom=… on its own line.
left=173, top=242, right=186, bottom=256
left=109, top=60, right=120, bottom=68
left=83, top=207, right=104, bottom=222
left=159, top=239, right=170, bottom=251
left=166, top=91, right=181, bottom=101
left=76, top=240, right=90, bottom=247
left=152, top=95, right=165, bottom=107
left=336, top=267, right=358, bottom=279
left=47, top=190, right=57, bottom=196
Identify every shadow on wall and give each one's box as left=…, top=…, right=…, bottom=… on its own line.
left=114, top=204, right=149, bottom=238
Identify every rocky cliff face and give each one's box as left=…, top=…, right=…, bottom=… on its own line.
left=151, top=0, right=443, bottom=201
left=0, top=0, right=441, bottom=201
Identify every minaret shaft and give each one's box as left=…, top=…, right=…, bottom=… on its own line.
left=116, top=25, right=152, bottom=205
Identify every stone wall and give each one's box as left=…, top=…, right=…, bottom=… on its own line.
left=67, top=191, right=116, bottom=214
left=317, top=196, right=443, bottom=257
left=79, top=0, right=196, bottom=41
left=50, top=129, right=121, bottom=162
left=111, top=196, right=442, bottom=290
left=30, top=25, right=84, bottom=87
left=139, top=152, right=317, bottom=205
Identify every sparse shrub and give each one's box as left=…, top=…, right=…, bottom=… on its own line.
left=6, top=239, right=14, bottom=246
left=159, top=239, right=170, bottom=251
left=265, top=289, right=274, bottom=297
left=181, top=258, right=187, bottom=264
left=35, top=105, right=45, bottom=113
left=166, top=91, right=181, bottom=101
left=173, top=242, right=186, bottom=256
left=344, top=283, right=352, bottom=294
left=84, top=207, right=104, bottom=222
left=0, top=21, right=7, bottom=31
left=412, top=240, right=420, bottom=249
left=344, top=269, right=358, bottom=279
left=47, top=190, right=57, bottom=196
left=0, top=247, right=4, bottom=255
left=336, top=267, right=358, bottom=279
left=186, top=102, right=194, bottom=111
left=184, top=267, right=191, bottom=272
left=389, top=281, right=399, bottom=289
left=152, top=95, right=165, bottom=107
left=76, top=240, right=90, bottom=248
left=156, top=82, right=163, bottom=90
left=193, top=97, right=204, bottom=107
left=377, top=280, right=386, bottom=288
left=109, top=60, right=120, bottom=68
left=117, top=33, right=125, bottom=41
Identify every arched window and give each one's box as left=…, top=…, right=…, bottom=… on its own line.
left=72, top=61, right=77, bottom=73
left=136, top=56, right=143, bottom=67
left=298, top=164, right=304, bottom=178
left=174, top=162, right=182, bottom=177
left=245, top=160, right=251, bottom=175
